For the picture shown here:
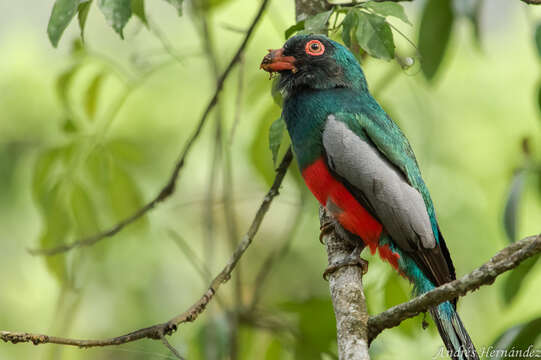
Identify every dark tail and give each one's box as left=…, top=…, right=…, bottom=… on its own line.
left=430, top=302, right=479, bottom=360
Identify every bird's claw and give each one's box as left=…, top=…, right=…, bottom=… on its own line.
left=323, top=257, right=368, bottom=281
left=319, top=221, right=335, bottom=244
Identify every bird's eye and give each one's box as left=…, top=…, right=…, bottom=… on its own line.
left=305, top=40, right=325, bottom=56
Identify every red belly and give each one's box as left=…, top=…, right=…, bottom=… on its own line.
left=302, top=157, right=382, bottom=253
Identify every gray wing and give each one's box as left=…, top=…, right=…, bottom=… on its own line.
left=322, top=114, right=436, bottom=252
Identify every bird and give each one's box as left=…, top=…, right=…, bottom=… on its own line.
left=260, top=34, right=479, bottom=360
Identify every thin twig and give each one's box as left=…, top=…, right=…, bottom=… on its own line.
left=367, top=234, right=541, bottom=342
left=29, top=0, right=271, bottom=256
left=1, top=149, right=293, bottom=349
left=229, top=55, right=245, bottom=144
left=160, top=335, right=185, bottom=360
left=248, top=193, right=306, bottom=311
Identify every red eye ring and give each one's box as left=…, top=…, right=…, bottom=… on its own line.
left=305, top=40, right=325, bottom=56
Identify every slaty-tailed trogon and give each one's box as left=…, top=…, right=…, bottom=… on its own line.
left=260, top=34, right=478, bottom=360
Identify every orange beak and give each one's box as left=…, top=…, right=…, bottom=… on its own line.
left=260, top=48, right=297, bottom=73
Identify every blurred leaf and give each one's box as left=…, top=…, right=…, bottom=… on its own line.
left=305, top=9, right=333, bottom=33
left=285, top=20, right=305, bottom=39
left=384, top=277, right=415, bottom=336
left=107, top=139, right=144, bottom=164
left=77, top=0, right=92, bottom=41
left=47, top=0, right=81, bottom=47
left=84, top=72, right=105, bottom=120
left=463, top=0, right=483, bottom=48
left=57, top=65, right=79, bottom=108
left=265, top=339, right=284, bottom=360
left=108, top=162, right=146, bottom=228
left=418, top=0, right=454, bottom=80
left=535, top=23, right=541, bottom=59
left=490, top=316, right=541, bottom=360
left=163, top=0, right=183, bottom=16
left=131, top=0, right=147, bottom=24
left=38, top=183, right=70, bottom=283
left=62, top=118, right=78, bottom=133
left=196, top=317, right=229, bottom=360
left=537, top=81, right=541, bottom=118
left=271, top=76, right=283, bottom=106
left=502, top=255, right=540, bottom=304
left=341, top=10, right=359, bottom=49
left=33, top=147, right=65, bottom=207
left=361, top=2, right=411, bottom=25
left=384, top=277, right=409, bottom=308
left=503, top=170, right=525, bottom=243
left=70, top=181, right=100, bottom=236
left=98, top=0, right=132, bottom=39
left=356, top=12, right=395, bottom=61
left=281, top=298, right=336, bottom=360
left=269, top=117, right=285, bottom=167
left=250, top=105, right=282, bottom=186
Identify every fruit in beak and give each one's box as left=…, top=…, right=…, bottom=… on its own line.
left=260, top=48, right=297, bottom=74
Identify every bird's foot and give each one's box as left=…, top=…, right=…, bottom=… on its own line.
left=319, top=221, right=335, bottom=244
left=323, top=252, right=368, bottom=281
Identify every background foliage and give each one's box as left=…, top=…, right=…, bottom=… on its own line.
left=1, top=0, right=541, bottom=359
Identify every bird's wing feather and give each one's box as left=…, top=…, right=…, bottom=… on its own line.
left=323, top=112, right=454, bottom=286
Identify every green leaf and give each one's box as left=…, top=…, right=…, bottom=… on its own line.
left=281, top=298, right=336, bottom=360
left=163, top=0, right=183, bottom=16
left=269, top=117, right=285, bottom=167
left=356, top=12, right=395, bottom=60
left=384, top=277, right=416, bottom=336
left=341, top=10, right=359, bottom=49
left=77, top=0, right=92, bottom=41
left=97, top=0, right=132, bottom=39
left=502, top=255, right=540, bottom=304
left=285, top=20, right=305, bottom=40
left=38, top=183, right=71, bottom=283
left=535, top=23, right=541, bottom=58
left=463, top=0, right=482, bottom=48
left=32, top=148, right=64, bottom=206
left=108, top=162, right=146, bottom=227
left=62, top=118, right=78, bottom=133
left=264, top=339, right=284, bottom=360
left=537, top=81, right=541, bottom=118
left=271, top=76, right=283, bottom=106
left=84, top=72, right=105, bottom=120
left=47, top=0, right=81, bottom=47
left=418, top=0, right=454, bottom=80
left=361, top=1, right=411, bottom=25
left=503, top=170, right=525, bottom=243
left=490, top=317, right=541, bottom=360
left=57, top=65, right=79, bottom=108
left=131, top=0, right=147, bottom=24
left=70, top=181, right=100, bottom=235
left=250, top=105, right=282, bottom=186
left=305, top=9, right=333, bottom=33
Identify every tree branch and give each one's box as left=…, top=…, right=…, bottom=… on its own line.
left=321, top=207, right=370, bottom=360
left=367, top=234, right=541, bottom=342
left=1, top=149, right=293, bottom=349
left=28, top=0, right=271, bottom=256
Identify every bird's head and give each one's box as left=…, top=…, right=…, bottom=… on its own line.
left=260, top=34, right=367, bottom=96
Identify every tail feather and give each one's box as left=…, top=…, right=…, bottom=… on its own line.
left=381, top=236, right=479, bottom=359
left=430, top=302, right=479, bottom=360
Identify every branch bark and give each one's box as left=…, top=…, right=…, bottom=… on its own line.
left=321, top=207, right=370, bottom=360
left=367, top=234, right=541, bottom=342
left=1, top=149, right=293, bottom=349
